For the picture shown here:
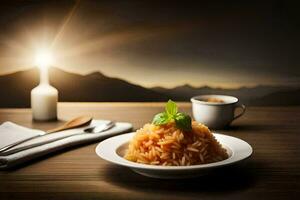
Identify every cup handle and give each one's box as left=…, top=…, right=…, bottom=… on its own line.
left=233, top=104, right=246, bottom=120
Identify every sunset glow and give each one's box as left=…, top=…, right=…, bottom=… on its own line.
left=35, top=50, right=53, bottom=69
left=0, top=1, right=298, bottom=88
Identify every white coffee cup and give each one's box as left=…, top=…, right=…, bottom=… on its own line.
left=191, top=95, right=246, bottom=129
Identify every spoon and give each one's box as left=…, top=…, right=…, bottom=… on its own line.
left=84, top=121, right=115, bottom=133
left=0, top=121, right=115, bottom=156
left=46, top=116, right=93, bottom=134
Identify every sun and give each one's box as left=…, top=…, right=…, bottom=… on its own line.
left=35, top=50, right=54, bottom=69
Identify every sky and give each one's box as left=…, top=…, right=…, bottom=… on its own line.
left=0, top=0, right=299, bottom=88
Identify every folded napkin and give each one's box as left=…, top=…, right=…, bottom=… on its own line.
left=0, top=120, right=132, bottom=169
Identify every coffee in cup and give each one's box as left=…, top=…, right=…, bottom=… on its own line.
left=191, top=95, right=245, bottom=129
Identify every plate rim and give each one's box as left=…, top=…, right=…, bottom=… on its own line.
left=95, top=132, right=253, bottom=171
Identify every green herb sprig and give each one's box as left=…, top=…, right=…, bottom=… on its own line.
left=152, top=100, right=192, bottom=131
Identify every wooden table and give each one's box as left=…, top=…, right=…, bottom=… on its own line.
left=0, top=103, right=299, bottom=200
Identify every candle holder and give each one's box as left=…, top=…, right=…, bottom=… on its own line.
left=31, top=51, right=58, bottom=121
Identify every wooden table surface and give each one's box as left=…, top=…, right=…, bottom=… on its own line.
left=0, top=103, right=299, bottom=200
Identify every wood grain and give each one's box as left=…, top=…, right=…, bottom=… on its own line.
left=0, top=103, right=299, bottom=200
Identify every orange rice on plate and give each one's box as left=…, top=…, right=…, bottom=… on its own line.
left=124, top=121, right=228, bottom=166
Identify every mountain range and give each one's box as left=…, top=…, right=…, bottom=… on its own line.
left=0, top=67, right=299, bottom=107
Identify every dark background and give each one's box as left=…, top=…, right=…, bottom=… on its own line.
left=0, top=0, right=299, bottom=107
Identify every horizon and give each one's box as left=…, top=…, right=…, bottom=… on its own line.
left=0, top=63, right=299, bottom=108
left=1, top=66, right=299, bottom=90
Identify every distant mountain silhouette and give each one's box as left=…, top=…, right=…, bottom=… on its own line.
left=0, top=67, right=299, bottom=107
left=0, top=67, right=168, bottom=107
left=250, top=88, right=300, bottom=106
left=151, top=84, right=297, bottom=105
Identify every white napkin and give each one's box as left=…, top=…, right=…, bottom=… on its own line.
left=0, top=120, right=132, bottom=169
left=0, top=122, right=45, bottom=149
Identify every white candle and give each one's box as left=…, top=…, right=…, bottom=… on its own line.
left=31, top=51, right=58, bottom=121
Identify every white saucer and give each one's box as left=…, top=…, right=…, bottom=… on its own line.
left=96, top=132, right=252, bottom=179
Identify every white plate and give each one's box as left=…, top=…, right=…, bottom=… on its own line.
left=96, top=132, right=252, bottom=179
